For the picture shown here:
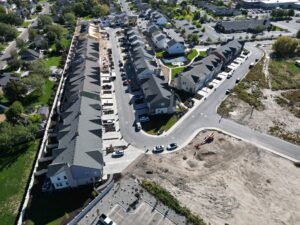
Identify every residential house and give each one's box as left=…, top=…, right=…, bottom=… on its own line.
left=47, top=24, right=103, bottom=190
left=212, top=39, right=243, bottom=66
left=141, top=75, right=176, bottom=115
left=174, top=54, right=223, bottom=93
left=153, top=34, right=168, bottom=49
left=33, top=35, right=48, bottom=49
left=166, top=39, right=185, bottom=55
left=0, top=72, right=20, bottom=91
left=215, top=19, right=270, bottom=33
left=149, top=11, right=168, bottom=26
left=174, top=40, right=243, bottom=93
left=20, top=49, right=41, bottom=63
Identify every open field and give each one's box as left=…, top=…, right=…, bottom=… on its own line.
left=125, top=131, right=300, bottom=225
left=0, top=141, right=39, bottom=225
left=269, top=58, right=300, bottom=90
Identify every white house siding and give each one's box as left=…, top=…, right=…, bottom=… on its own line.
left=50, top=171, right=70, bottom=189
left=71, top=165, right=101, bottom=187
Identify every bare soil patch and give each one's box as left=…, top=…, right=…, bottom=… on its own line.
left=124, top=131, right=300, bottom=225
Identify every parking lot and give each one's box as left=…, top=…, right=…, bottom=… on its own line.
left=108, top=203, right=175, bottom=225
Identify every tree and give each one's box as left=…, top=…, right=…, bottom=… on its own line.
left=3, top=80, right=28, bottom=102
left=16, top=38, right=25, bottom=49
left=36, top=4, right=42, bottom=12
left=0, top=122, right=37, bottom=151
left=5, top=101, right=24, bottom=123
left=99, top=4, right=109, bottom=16
left=37, top=15, right=53, bottom=28
left=63, top=12, right=76, bottom=26
left=0, top=22, right=18, bottom=41
left=47, top=30, right=57, bottom=44
left=8, top=49, right=22, bottom=69
left=46, top=24, right=66, bottom=39
left=28, top=28, right=38, bottom=41
left=272, top=36, right=299, bottom=58
left=187, top=34, right=199, bottom=45
left=23, top=74, right=45, bottom=94
left=297, top=29, right=300, bottom=39
left=288, top=9, right=294, bottom=17
left=0, top=5, right=6, bottom=14
left=0, top=12, right=23, bottom=26
left=29, top=59, right=51, bottom=78
left=73, top=2, right=85, bottom=16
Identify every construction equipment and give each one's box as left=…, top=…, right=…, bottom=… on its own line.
left=201, top=132, right=214, bottom=145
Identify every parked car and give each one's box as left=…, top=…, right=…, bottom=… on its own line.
left=225, top=89, right=232, bottom=95
left=227, top=74, right=232, bottom=79
left=167, top=143, right=178, bottom=150
left=112, top=149, right=124, bottom=158
left=152, top=145, right=164, bottom=153
left=123, top=80, right=128, bottom=86
left=135, top=122, right=142, bottom=131
left=236, top=78, right=240, bottom=83
left=122, top=76, right=127, bottom=81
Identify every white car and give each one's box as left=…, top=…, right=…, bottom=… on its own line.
left=152, top=145, right=164, bottom=153
left=112, top=150, right=124, bottom=158
left=167, top=143, right=178, bottom=150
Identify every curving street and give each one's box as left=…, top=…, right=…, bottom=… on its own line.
left=108, top=28, right=300, bottom=162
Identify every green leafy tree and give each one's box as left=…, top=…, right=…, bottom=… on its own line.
left=46, top=24, right=66, bottom=39
left=3, top=80, right=28, bottom=102
left=99, top=4, right=109, bottom=16
left=29, top=59, right=51, bottom=78
left=0, top=122, right=37, bottom=151
left=47, top=30, right=57, bottom=43
left=0, top=5, right=6, bottom=14
left=0, top=12, right=23, bottom=26
left=296, top=29, right=300, bottom=39
left=0, top=22, right=18, bottom=41
left=28, top=28, right=38, bottom=41
left=36, top=4, right=42, bottom=12
left=23, top=74, right=45, bottom=94
left=16, top=38, right=25, bottom=49
left=37, top=15, right=53, bottom=29
left=73, top=2, right=85, bottom=16
left=63, top=12, right=76, bottom=26
left=5, top=101, right=24, bottom=123
left=272, top=36, right=299, bottom=58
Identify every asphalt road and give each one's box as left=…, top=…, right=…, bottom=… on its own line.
left=0, top=2, right=50, bottom=69
left=108, top=29, right=300, bottom=161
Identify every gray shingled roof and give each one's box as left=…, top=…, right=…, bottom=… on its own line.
left=178, top=54, right=222, bottom=84
left=141, top=75, right=173, bottom=105
left=48, top=27, right=103, bottom=177
left=216, top=19, right=270, bottom=32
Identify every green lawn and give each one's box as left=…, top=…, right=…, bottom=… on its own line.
left=172, top=67, right=185, bottom=78
left=0, top=141, right=39, bottom=225
left=269, top=59, right=300, bottom=90
left=22, top=21, right=31, bottom=28
left=186, top=49, right=198, bottom=61
left=23, top=79, right=55, bottom=109
left=46, top=56, right=61, bottom=67
left=155, top=50, right=165, bottom=58
left=142, top=114, right=179, bottom=135
left=37, top=79, right=55, bottom=106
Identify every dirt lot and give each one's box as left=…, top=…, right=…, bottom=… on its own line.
left=124, top=131, right=300, bottom=225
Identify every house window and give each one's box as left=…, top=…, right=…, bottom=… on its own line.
left=66, top=182, right=69, bottom=186
left=57, top=177, right=60, bottom=181
left=64, top=176, right=67, bottom=180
